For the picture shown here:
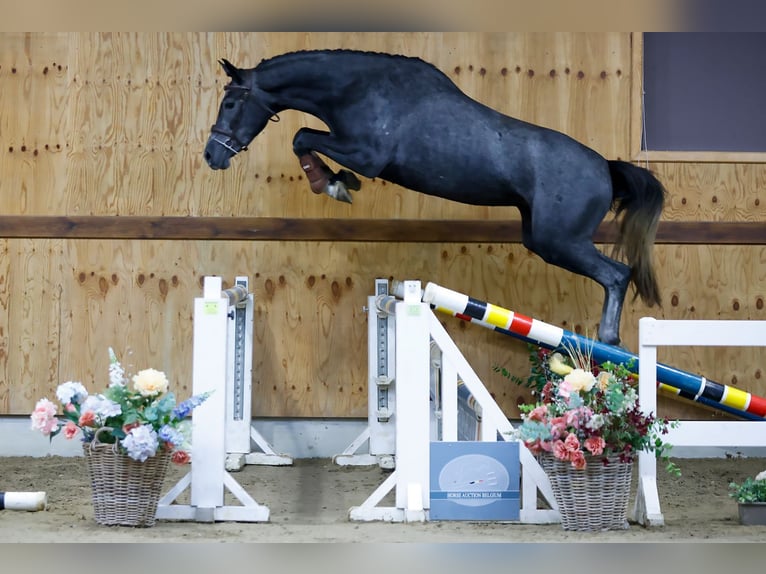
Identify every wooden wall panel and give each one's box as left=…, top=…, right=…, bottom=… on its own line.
left=2, top=32, right=765, bottom=426
left=0, top=33, right=70, bottom=215
left=57, top=240, right=197, bottom=400
left=5, top=236, right=762, bottom=421
left=0, top=239, right=63, bottom=412
left=0, top=32, right=633, bottom=218
left=651, top=162, right=766, bottom=222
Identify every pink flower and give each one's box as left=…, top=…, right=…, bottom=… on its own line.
left=122, top=421, right=141, bottom=434
left=549, top=417, right=567, bottom=440
left=570, top=449, right=587, bottom=469
left=564, top=409, right=582, bottom=428
left=564, top=432, right=580, bottom=453
left=30, top=398, right=59, bottom=436
left=527, top=405, right=548, bottom=422
left=63, top=421, right=79, bottom=439
left=552, top=439, right=568, bottom=460
left=171, top=450, right=191, bottom=465
left=78, top=410, right=96, bottom=427
left=525, top=440, right=542, bottom=454
left=584, top=436, right=606, bottom=456
left=557, top=380, right=573, bottom=399
left=525, top=438, right=552, bottom=454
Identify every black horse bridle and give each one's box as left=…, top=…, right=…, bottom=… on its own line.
left=209, top=83, right=280, bottom=155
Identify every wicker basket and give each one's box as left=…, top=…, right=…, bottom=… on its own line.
left=539, top=453, right=633, bottom=532
left=83, top=428, right=171, bottom=527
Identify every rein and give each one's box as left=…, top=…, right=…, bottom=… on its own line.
left=209, top=84, right=280, bottom=154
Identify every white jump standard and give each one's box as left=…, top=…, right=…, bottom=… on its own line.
left=336, top=278, right=484, bottom=469
left=156, top=276, right=281, bottom=523
left=634, top=317, right=766, bottom=526
left=335, top=278, right=397, bottom=469
left=348, top=280, right=558, bottom=523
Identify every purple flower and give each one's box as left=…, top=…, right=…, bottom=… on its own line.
left=158, top=424, right=185, bottom=448
left=172, top=391, right=212, bottom=420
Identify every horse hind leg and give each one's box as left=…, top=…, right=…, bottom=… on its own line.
left=298, top=153, right=361, bottom=203
left=526, top=231, right=631, bottom=347
left=593, top=258, right=632, bottom=347
left=564, top=251, right=630, bottom=346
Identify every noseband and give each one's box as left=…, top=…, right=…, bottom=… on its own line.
left=209, top=84, right=280, bottom=155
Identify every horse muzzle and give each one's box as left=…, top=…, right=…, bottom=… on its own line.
left=203, top=137, right=234, bottom=170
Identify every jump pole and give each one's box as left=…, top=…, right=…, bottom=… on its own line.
left=0, top=492, right=47, bottom=511
left=156, top=276, right=271, bottom=522
left=414, top=281, right=766, bottom=421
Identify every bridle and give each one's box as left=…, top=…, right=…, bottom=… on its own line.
left=209, top=83, right=280, bottom=155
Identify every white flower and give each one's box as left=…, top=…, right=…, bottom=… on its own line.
left=585, top=413, right=606, bottom=431
left=563, top=368, right=596, bottom=393
left=132, top=368, right=169, bottom=397
left=81, top=394, right=121, bottom=420
left=108, top=348, right=126, bottom=387
left=122, top=424, right=159, bottom=462
left=755, top=470, right=766, bottom=482
left=56, top=381, right=89, bottom=405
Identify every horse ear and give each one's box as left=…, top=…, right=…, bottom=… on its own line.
left=219, top=59, right=243, bottom=83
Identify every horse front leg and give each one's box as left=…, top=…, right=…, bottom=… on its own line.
left=298, top=152, right=360, bottom=204
left=293, top=128, right=362, bottom=203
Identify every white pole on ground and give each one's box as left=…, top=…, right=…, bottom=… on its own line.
left=0, top=492, right=47, bottom=511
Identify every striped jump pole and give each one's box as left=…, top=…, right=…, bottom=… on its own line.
left=417, top=281, right=766, bottom=421
left=0, top=491, right=47, bottom=511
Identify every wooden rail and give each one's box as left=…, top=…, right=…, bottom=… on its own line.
left=0, top=216, right=764, bottom=244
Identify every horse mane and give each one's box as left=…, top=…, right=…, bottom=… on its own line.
left=254, top=49, right=436, bottom=71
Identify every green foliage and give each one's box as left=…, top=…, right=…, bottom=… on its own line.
left=501, top=342, right=680, bottom=476
left=729, top=477, right=766, bottom=503
left=492, top=343, right=550, bottom=394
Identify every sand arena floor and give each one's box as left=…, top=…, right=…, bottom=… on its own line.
left=1, top=455, right=766, bottom=542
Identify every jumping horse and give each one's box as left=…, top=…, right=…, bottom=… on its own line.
left=204, top=49, right=666, bottom=346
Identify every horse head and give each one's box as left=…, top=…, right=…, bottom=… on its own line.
left=204, top=59, right=279, bottom=170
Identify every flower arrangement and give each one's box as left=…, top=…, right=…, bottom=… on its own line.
left=30, top=348, right=210, bottom=464
left=729, top=471, right=766, bottom=504
left=507, top=342, right=680, bottom=475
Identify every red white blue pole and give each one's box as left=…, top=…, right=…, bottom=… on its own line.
left=421, top=281, right=766, bottom=421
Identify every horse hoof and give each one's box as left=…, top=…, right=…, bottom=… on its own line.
left=339, top=170, right=362, bottom=191
left=326, top=182, right=353, bottom=204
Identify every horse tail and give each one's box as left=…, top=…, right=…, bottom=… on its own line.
left=607, top=159, right=666, bottom=307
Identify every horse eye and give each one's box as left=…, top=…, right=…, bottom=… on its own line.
left=224, top=101, right=235, bottom=110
